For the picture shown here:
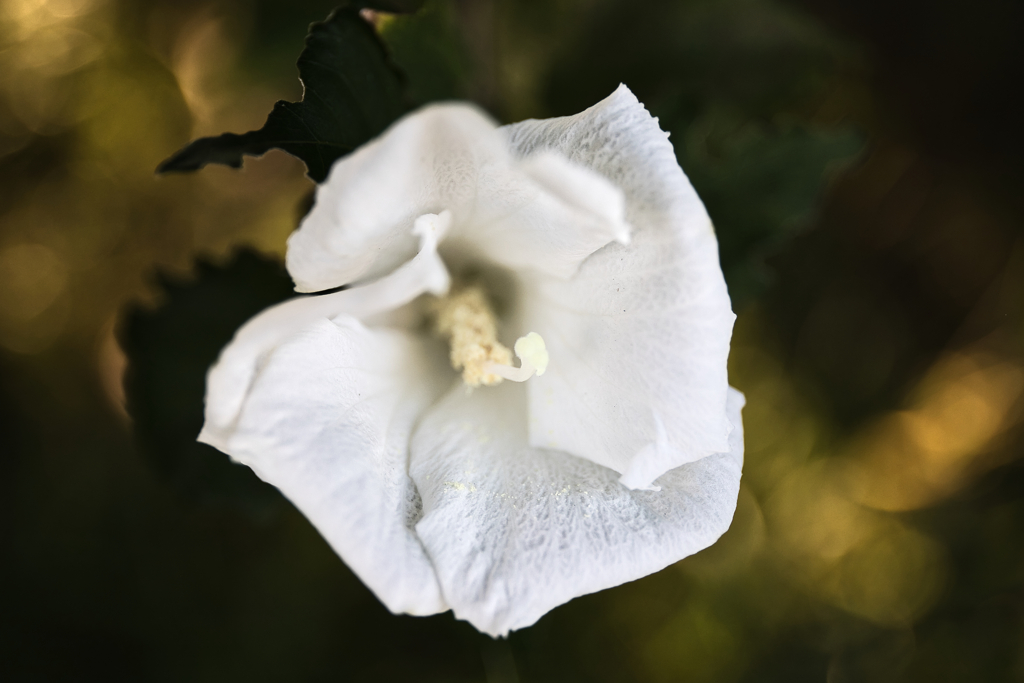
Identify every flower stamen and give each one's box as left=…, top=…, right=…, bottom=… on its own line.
left=431, top=285, right=512, bottom=387
left=430, top=285, right=548, bottom=387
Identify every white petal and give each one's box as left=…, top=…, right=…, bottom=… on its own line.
left=200, top=227, right=448, bottom=448
left=505, top=84, right=736, bottom=488
left=410, top=382, right=745, bottom=636
left=287, top=103, right=503, bottom=292
left=214, top=316, right=452, bottom=616
left=288, top=103, right=631, bottom=292
left=445, top=150, right=630, bottom=280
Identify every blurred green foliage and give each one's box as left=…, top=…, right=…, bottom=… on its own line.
left=686, top=120, right=862, bottom=305
left=122, top=250, right=293, bottom=514
left=3, top=0, right=1024, bottom=681
left=536, top=0, right=867, bottom=304
left=382, top=0, right=472, bottom=104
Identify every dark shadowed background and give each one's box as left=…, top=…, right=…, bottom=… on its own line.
left=2, top=0, right=1023, bottom=680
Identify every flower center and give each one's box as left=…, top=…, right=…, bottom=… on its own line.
left=430, top=284, right=548, bottom=388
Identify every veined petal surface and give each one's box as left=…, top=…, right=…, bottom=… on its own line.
left=287, top=103, right=501, bottom=292
left=215, top=316, right=452, bottom=616
left=410, top=382, right=745, bottom=636
left=505, top=84, right=737, bottom=489
left=444, top=149, right=630, bottom=280
left=289, top=103, right=632, bottom=293
left=200, top=228, right=448, bottom=449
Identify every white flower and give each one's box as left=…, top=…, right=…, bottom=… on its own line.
left=199, top=85, right=744, bottom=637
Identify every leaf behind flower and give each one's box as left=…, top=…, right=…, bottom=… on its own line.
left=120, top=250, right=296, bottom=516
left=157, top=5, right=411, bottom=183
left=682, top=120, right=864, bottom=307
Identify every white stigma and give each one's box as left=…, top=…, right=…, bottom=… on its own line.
left=484, top=332, right=549, bottom=383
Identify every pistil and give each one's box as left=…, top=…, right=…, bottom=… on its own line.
left=485, top=332, right=549, bottom=382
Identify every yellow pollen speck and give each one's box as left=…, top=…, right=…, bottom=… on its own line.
left=431, top=285, right=512, bottom=387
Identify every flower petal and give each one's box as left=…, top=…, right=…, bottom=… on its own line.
left=505, top=84, right=736, bottom=488
left=200, top=227, right=448, bottom=449
left=445, top=150, right=630, bottom=280
left=212, top=316, right=452, bottom=616
left=287, top=103, right=502, bottom=292
left=410, top=381, right=744, bottom=636
left=288, top=102, right=631, bottom=292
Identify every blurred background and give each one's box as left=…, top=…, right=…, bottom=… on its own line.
left=2, top=0, right=1023, bottom=680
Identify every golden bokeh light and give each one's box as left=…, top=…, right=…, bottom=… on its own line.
left=765, top=461, right=946, bottom=625
left=844, top=349, right=1024, bottom=511
left=731, top=314, right=949, bottom=628
left=0, top=242, right=70, bottom=353
left=0, top=242, right=68, bottom=321
left=0, top=0, right=311, bottom=365
left=170, top=12, right=240, bottom=136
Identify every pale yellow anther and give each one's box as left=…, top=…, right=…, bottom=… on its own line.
left=431, top=285, right=512, bottom=387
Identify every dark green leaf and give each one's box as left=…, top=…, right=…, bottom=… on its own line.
left=679, top=118, right=863, bottom=307
left=380, top=0, right=472, bottom=105
left=120, top=250, right=296, bottom=516
left=357, top=0, right=425, bottom=12
left=157, top=6, right=410, bottom=183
